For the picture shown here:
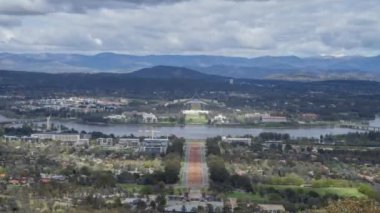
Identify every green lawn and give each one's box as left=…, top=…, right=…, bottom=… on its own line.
left=228, top=191, right=268, bottom=203
left=262, top=184, right=366, bottom=198
left=227, top=185, right=366, bottom=202
left=185, top=114, right=208, bottom=124
left=313, top=187, right=365, bottom=197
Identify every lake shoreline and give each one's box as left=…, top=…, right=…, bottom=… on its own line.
left=3, top=113, right=378, bottom=139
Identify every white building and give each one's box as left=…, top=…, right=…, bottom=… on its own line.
left=118, top=138, right=140, bottom=149
left=244, top=112, right=268, bottom=122
left=182, top=110, right=209, bottom=115
left=4, top=135, right=19, bottom=142
left=105, top=114, right=126, bottom=120
left=96, top=138, right=115, bottom=146
left=46, top=116, right=51, bottom=131
left=142, top=113, right=158, bottom=123
left=31, top=133, right=80, bottom=142
left=54, top=134, right=80, bottom=142
left=140, top=138, right=169, bottom=155
left=31, top=133, right=54, bottom=140
left=261, top=115, right=287, bottom=123
left=212, top=114, right=228, bottom=124
left=75, top=139, right=90, bottom=147
left=21, top=136, right=39, bottom=143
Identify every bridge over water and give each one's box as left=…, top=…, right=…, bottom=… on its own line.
left=340, top=122, right=380, bottom=132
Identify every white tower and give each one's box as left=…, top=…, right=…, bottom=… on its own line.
left=46, top=116, right=51, bottom=131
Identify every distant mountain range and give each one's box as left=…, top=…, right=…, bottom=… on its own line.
left=1, top=52, right=380, bottom=80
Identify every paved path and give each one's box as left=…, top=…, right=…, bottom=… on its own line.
left=182, top=141, right=208, bottom=189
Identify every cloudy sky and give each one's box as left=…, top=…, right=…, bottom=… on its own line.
left=0, top=0, right=379, bottom=57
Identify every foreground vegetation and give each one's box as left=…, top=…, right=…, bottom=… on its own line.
left=205, top=133, right=380, bottom=212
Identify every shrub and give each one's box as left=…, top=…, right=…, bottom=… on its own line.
left=271, top=173, right=304, bottom=186
left=358, top=184, right=377, bottom=199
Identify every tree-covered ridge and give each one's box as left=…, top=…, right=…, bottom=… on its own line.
left=2, top=69, right=380, bottom=120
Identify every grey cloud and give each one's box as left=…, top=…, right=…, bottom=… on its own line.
left=0, top=0, right=380, bottom=57
left=0, top=0, right=189, bottom=16
left=0, top=17, right=22, bottom=27
left=0, top=0, right=49, bottom=16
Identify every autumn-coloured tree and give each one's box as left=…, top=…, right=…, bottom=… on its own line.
left=320, top=198, right=380, bottom=213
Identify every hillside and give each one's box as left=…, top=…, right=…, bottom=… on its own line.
left=1, top=53, right=380, bottom=80
left=127, top=66, right=225, bottom=80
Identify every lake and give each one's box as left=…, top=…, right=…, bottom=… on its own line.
left=3, top=114, right=379, bottom=139
left=0, top=114, right=12, bottom=122
left=55, top=121, right=362, bottom=139
left=369, top=117, right=380, bottom=127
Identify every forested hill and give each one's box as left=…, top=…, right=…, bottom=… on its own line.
left=0, top=67, right=230, bottom=97
left=2, top=68, right=380, bottom=119
left=127, top=65, right=226, bottom=80
left=1, top=68, right=380, bottom=99
left=1, top=52, right=380, bottom=80
left=0, top=67, right=380, bottom=95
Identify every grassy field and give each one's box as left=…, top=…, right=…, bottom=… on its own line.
left=266, top=185, right=365, bottom=198
left=185, top=114, right=208, bottom=124
left=227, top=185, right=366, bottom=203
left=228, top=191, right=268, bottom=202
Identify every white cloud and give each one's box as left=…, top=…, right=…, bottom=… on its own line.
left=0, top=0, right=379, bottom=56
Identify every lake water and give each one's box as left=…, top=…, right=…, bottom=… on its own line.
left=369, top=117, right=380, bottom=127
left=55, top=121, right=362, bottom=139
left=3, top=114, right=380, bottom=139
left=0, top=114, right=11, bottom=122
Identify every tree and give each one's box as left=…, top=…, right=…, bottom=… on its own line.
left=178, top=116, right=185, bottom=125
left=207, top=203, right=214, bottom=213
left=208, top=155, right=229, bottom=183
left=113, top=197, right=122, bottom=208
left=136, top=200, right=147, bottom=210
left=156, top=194, right=166, bottom=212
left=321, top=199, right=380, bottom=213
left=251, top=142, right=263, bottom=152
left=285, top=143, right=292, bottom=152
left=358, top=184, right=378, bottom=199
left=93, top=171, right=116, bottom=188
left=230, top=175, right=252, bottom=192
left=167, top=136, right=185, bottom=156
left=149, top=200, right=157, bottom=209
left=140, top=185, right=153, bottom=195
left=206, top=137, right=222, bottom=156
left=117, top=171, right=136, bottom=183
